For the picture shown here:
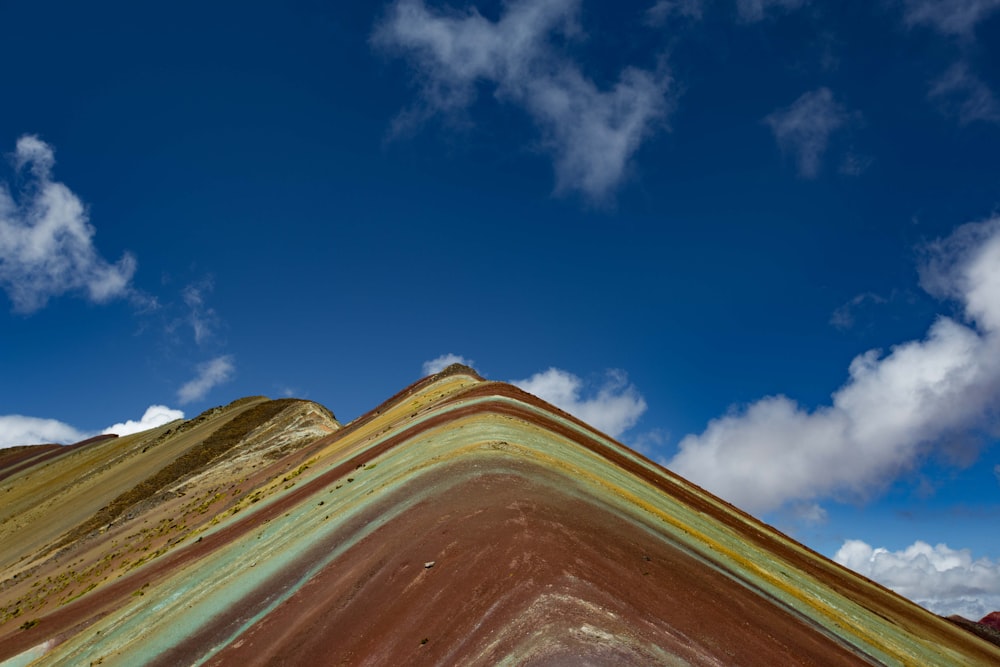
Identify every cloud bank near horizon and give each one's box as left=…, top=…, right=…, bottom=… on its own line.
left=0, top=404, right=185, bottom=448
left=0, top=135, right=136, bottom=314
left=0, top=415, right=87, bottom=449
left=373, top=0, right=672, bottom=201
left=102, top=405, right=184, bottom=437
left=836, top=539, right=1000, bottom=619
left=669, top=216, right=1000, bottom=515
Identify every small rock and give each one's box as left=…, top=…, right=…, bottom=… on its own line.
left=424, top=561, right=435, bottom=569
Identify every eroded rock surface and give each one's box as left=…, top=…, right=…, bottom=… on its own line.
left=1, top=366, right=998, bottom=665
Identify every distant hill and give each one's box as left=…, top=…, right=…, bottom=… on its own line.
left=1, top=365, right=998, bottom=665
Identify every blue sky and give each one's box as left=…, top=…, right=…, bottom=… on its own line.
left=2, top=0, right=999, bottom=618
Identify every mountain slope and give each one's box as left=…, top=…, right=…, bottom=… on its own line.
left=1, top=366, right=997, bottom=665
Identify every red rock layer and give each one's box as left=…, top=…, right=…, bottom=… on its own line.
left=173, top=459, right=871, bottom=666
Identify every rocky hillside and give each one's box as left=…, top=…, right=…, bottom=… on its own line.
left=0, top=397, right=338, bottom=631
left=0, top=366, right=998, bottom=665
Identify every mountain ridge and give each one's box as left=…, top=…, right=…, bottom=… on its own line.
left=1, top=366, right=998, bottom=665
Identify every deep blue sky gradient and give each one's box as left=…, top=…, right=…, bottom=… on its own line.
left=1, top=0, right=999, bottom=614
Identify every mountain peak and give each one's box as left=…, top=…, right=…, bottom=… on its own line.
left=1, top=376, right=997, bottom=665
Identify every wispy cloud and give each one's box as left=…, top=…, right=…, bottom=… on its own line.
left=513, top=367, right=647, bottom=438
left=835, top=539, right=1000, bottom=619
left=372, top=0, right=672, bottom=202
left=0, top=135, right=136, bottom=313
left=901, top=0, right=1000, bottom=37
left=629, top=427, right=671, bottom=457
left=929, top=62, right=1000, bottom=125
left=764, top=87, right=850, bottom=178
left=736, top=0, right=808, bottom=22
left=830, top=292, right=888, bottom=330
left=791, top=502, right=828, bottom=524
left=422, top=353, right=475, bottom=375
left=0, top=415, right=86, bottom=448
left=669, top=216, right=1000, bottom=515
left=181, top=278, right=221, bottom=345
left=838, top=150, right=874, bottom=177
left=645, top=0, right=704, bottom=26
left=177, top=355, right=235, bottom=404
left=102, top=405, right=184, bottom=437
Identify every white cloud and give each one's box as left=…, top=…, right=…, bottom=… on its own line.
left=835, top=539, right=1000, bottom=619
left=995, top=464, right=1000, bottom=484
left=764, top=87, right=849, bottom=178
left=513, top=368, right=647, bottom=438
left=669, top=216, right=1000, bottom=514
left=102, top=405, right=184, bottom=437
left=929, top=62, right=1000, bottom=125
left=736, top=0, right=808, bottom=22
left=373, top=0, right=672, bottom=201
left=177, top=355, right=235, bottom=404
left=422, top=353, right=475, bottom=375
left=0, top=415, right=86, bottom=448
left=0, top=403, right=188, bottom=448
left=902, top=0, right=1000, bottom=37
left=645, top=0, right=704, bottom=26
left=0, top=135, right=136, bottom=313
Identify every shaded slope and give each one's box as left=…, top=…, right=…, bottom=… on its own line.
left=1, top=366, right=998, bottom=665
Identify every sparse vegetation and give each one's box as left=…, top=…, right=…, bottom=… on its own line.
left=56, top=399, right=304, bottom=548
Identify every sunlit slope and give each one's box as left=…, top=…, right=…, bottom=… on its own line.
left=1, top=365, right=998, bottom=665
left=0, top=397, right=338, bottom=638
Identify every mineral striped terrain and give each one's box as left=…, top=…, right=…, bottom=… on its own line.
left=1, top=365, right=998, bottom=665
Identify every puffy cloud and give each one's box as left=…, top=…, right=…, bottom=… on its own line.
left=102, top=405, right=184, bottom=437
left=901, top=0, right=1000, bottom=37
left=929, top=62, right=1000, bottom=125
left=736, top=0, right=808, bottom=22
left=835, top=539, right=1000, bottom=619
left=373, top=0, right=672, bottom=201
left=0, top=415, right=86, bottom=448
left=422, top=353, right=475, bottom=375
left=669, top=217, right=1000, bottom=514
left=918, top=217, right=1000, bottom=330
left=177, top=355, right=235, bottom=404
left=513, top=368, right=647, bottom=438
left=0, top=135, right=136, bottom=313
left=0, top=404, right=187, bottom=448
left=764, top=88, right=850, bottom=178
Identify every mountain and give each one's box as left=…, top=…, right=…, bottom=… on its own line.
left=1, top=365, right=998, bottom=665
